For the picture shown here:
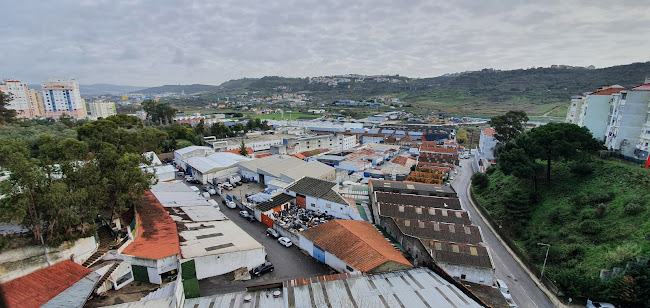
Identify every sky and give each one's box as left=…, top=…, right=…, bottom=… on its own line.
left=2, top=0, right=650, bottom=87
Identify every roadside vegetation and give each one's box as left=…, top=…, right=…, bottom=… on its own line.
left=472, top=111, right=650, bottom=306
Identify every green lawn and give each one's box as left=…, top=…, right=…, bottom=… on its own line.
left=474, top=158, right=650, bottom=300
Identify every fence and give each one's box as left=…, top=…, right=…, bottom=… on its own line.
left=468, top=187, right=564, bottom=299
left=608, top=152, right=645, bottom=165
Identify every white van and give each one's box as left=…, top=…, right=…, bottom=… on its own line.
left=496, top=279, right=512, bottom=302
left=189, top=186, right=201, bottom=194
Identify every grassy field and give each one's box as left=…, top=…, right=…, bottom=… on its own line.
left=474, top=158, right=650, bottom=299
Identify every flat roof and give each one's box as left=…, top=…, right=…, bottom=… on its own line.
left=280, top=161, right=335, bottom=181
left=238, top=155, right=305, bottom=174
left=150, top=183, right=212, bottom=207
left=121, top=192, right=181, bottom=260
left=176, top=206, right=227, bottom=222
left=184, top=268, right=481, bottom=308
left=178, top=220, right=264, bottom=258
left=174, top=145, right=213, bottom=156
left=375, top=192, right=461, bottom=210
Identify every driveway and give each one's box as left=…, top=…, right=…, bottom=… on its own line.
left=453, top=159, right=555, bottom=308
left=197, top=184, right=334, bottom=296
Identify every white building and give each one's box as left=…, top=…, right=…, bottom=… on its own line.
left=173, top=146, right=215, bottom=170
left=477, top=128, right=497, bottom=160
left=238, top=155, right=336, bottom=185
left=185, top=152, right=252, bottom=184
left=565, top=96, right=585, bottom=124
left=0, top=79, right=35, bottom=118
left=41, top=78, right=87, bottom=119
left=604, top=83, right=650, bottom=157
left=87, top=101, right=117, bottom=119
left=577, top=85, right=626, bottom=141
left=283, top=134, right=356, bottom=153
left=285, top=177, right=362, bottom=220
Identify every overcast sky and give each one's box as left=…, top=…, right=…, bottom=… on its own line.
left=2, top=0, right=650, bottom=87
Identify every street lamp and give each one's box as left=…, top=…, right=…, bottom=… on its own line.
left=537, top=243, right=550, bottom=281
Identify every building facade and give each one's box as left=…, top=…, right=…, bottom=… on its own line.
left=604, top=84, right=650, bottom=157
left=0, top=79, right=35, bottom=118
left=578, top=86, right=626, bottom=141
left=41, top=78, right=87, bottom=119
left=565, top=96, right=585, bottom=124
left=87, top=101, right=117, bottom=119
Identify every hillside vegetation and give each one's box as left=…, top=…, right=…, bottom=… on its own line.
left=474, top=159, right=650, bottom=304
left=144, top=62, right=650, bottom=116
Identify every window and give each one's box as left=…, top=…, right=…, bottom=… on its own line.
left=346, top=265, right=354, bottom=272
left=461, top=274, right=466, bottom=280
left=311, top=203, right=315, bottom=208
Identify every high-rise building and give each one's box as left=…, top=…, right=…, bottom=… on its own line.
left=565, top=96, right=585, bottom=124
left=0, top=79, right=35, bottom=118
left=87, top=100, right=117, bottom=120
left=603, top=83, right=650, bottom=158
left=27, top=88, right=45, bottom=117
left=576, top=85, right=626, bottom=142
left=41, top=78, right=87, bottom=119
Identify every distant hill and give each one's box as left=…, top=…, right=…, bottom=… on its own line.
left=28, top=84, right=147, bottom=96
left=130, top=84, right=218, bottom=95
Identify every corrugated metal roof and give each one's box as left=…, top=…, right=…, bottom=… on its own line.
left=286, top=177, right=347, bottom=205
left=255, top=193, right=294, bottom=212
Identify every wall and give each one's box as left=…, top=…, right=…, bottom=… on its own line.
left=0, top=236, right=97, bottom=283
left=438, top=262, right=495, bottom=286
left=582, top=95, right=613, bottom=141
left=616, top=91, right=650, bottom=156
left=303, top=195, right=357, bottom=220
left=118, top=254, right=179, bottom=285
left=379, top=216, right=434, bottom=267
left=193, top=247, right=266, bottom=280
left=298, top=235, right=355, bottom=273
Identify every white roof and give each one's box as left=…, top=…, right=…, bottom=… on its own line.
left=205, top=152, right=251, bottom=166
left=150, top=182, right=213, bottom=207
left=174, top=146, right=213, bottom=156
left=239, top=155, right=305, bottom=175
left=178, top=220, right=264, bottom=258
left=280, top=161, right=334, bottom=182
left=178, top=206, right=227, bottom=222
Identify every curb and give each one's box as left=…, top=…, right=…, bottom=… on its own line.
left=465, top=183, right=566, bottom=308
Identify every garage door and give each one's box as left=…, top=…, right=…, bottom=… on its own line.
left=313, top=245, right=326, bottom=263
left=261, top=214, right=274, bottom=228
left=296, top=194, right=306, bottom=209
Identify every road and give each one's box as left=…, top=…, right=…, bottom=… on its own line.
left=453, top=160, right=555, bottom=308
left=198, top=189, right=333, bottom=296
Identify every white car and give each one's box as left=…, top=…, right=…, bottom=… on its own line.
left=496, top=279, right=512, bottom=302
left=278, top=237, right=292, bottom=247
left=226, top=201, right=237, bottom=209
left=222, top=183, right=234, bottom=190
left=586, top=300, right=616, bottom=308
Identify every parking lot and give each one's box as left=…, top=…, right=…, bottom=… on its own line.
left=178, top=176, right=334, bottom=296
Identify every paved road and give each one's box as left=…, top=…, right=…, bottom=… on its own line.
left=198, top=190, right=333, bottom=296
left=453, top=160, right=555, bottom=308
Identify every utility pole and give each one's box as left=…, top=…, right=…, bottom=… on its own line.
left=538, top=243, right=551, bottom=281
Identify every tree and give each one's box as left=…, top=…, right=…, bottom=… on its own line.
left=489, top=110, right=529, bottom=143
left=238, top=140, right=249, bottom=157
left=527, top=123, right=601, bottom=183
left=232, top=123, right=245, bottom=134
left=0, top=92, right=17, bottom=125
left=497, top=134, right=543, bottom=190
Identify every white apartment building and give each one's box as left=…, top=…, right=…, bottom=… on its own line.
left=0, top=79, right=35, bottom=118
left=87, top=101, right=116, bottom=119
left=577, top=85, right=625, bottom=141
left=565, top=96, right=585, bottom=124
left=41, top=78, right=87, bottom=119
left=283, top=134, right=356, bottom=154
left=602, top=83, right=650, bottom=158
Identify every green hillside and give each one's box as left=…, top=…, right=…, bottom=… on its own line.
left=474, top=159, right=650, bottom=303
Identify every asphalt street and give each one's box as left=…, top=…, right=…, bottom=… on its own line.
left=453, top=159, right=555, bottom=308
left=198, top=190, right=333, bottom=296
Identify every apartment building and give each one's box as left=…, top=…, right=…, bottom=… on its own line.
left=603, top=83, right=650, bottom=158
left=577, top=85, right=626, bottom=141
left=41, top=78, right=87, bottom=119
left=27, top=88, right=45, bottom=117
left=565, top=96, right=585, bottom=124
left=283, top=134, right=356, bottom=153
left=0, top=79, right=36, bottom=118
left=87, top=100, right=116, bottom=119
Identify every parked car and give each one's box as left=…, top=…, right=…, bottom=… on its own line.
left=176, top=171, right=185, bottom=177
left=245, top=214, right=256, bottom=222
left=278, top=237, right=292, bottom=247
left=221, top=199, right=227, bottom=206
left=586, top=300, right=616, bottom=308
left=185, top=176, right=200, bottom=184
left=239, top=210, right=249, bottom=217
left=222, top=183, right=234, bottom=190
left=266, top=228, right=280, bottom=238
left=162, top=158, right=174, bottom=164
left=496, top=279, right=512, bottom=302
left=226, top=201, right=237, bottom=209
left=203, top=185, right=216, bottom=195
left=251, top=262, right=274, bottom=276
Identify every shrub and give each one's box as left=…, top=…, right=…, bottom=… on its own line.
left=624, top=196, right=646, bottom=215
left=579, top=219, right=602, bottom=235
left=486, top=166, right=497, bottom=175
left=569, top=160, right=595, bottom=176
left=594, top=204, right=607, bottom=218
left=471, top=172, right=489, bottom=190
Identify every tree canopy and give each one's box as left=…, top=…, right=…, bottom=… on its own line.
left=0, top=91, right=17, bottom=125
left=489, top=110, right=529, bottom=143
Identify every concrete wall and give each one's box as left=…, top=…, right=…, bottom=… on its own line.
left=438, top=262, right=495, bottom=286
left=303, top=195, right=361, bottom=220
left=582, top=95, right=612, bottom=141
left=298, top=235, right=355, bottom=273
left=193, top=247, right=266, bottom=280
left=0, top=236, right=97, bottom=283
left=614, top=91, right=650, bottom=156
left=379, top=216, right=434, bottom=267
left=118, top=254, right=178, bottom=285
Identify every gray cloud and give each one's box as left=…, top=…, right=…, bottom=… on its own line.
left=1, top=0, right=649, bottom=86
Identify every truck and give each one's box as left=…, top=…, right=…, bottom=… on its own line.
left=228, top=175, right=242, bottom=186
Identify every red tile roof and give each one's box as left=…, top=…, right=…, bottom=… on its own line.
left=300, top=220, right=411, bottom=273
left=631, top=83, right=650, bottom=91
left=223, top=147, right=253, bottom=155
left=420, top=146, right=457, bottom=154
left=0, top=260, right=92, bottom=308
left=293, top=153, right=307, bottom=160
left=590, top=87, right=626, bottom=95
left=121, top=192, right=181, bottom=260
left=255, top=153, right=272, bottom=158
left=483, top=128, right=496, bottom=136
